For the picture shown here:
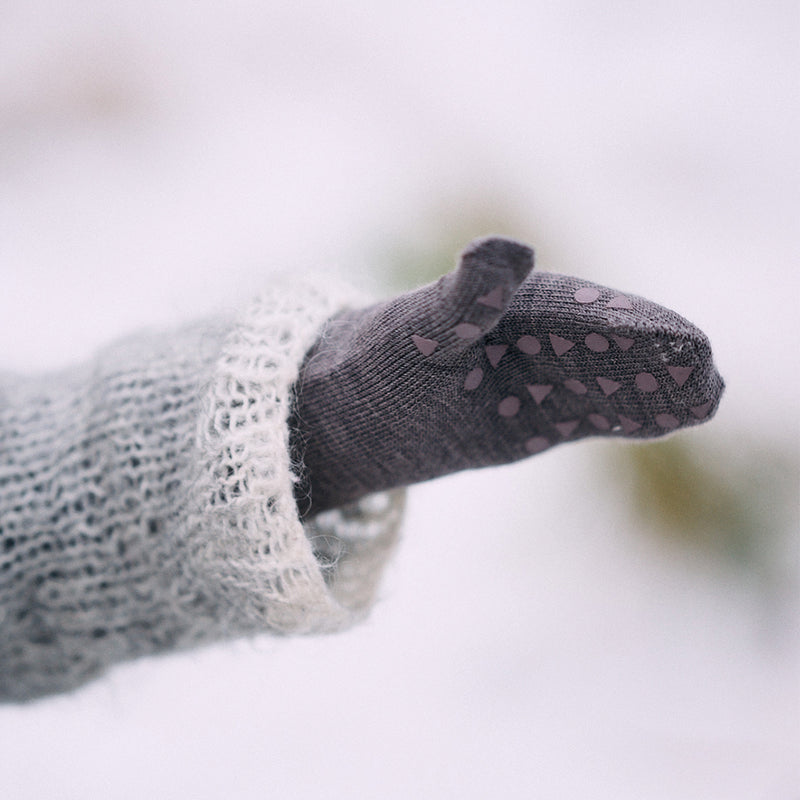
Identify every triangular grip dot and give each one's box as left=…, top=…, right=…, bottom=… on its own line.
left=589, top=414, right=610, bottom=430
left=691, top=401, right=713, bottom=419
left=618, top=415, right=642, bottom=434
left=411, top=334, right=438, bottom=356
left=667, top=365, right=694, bottom=387
left=555, top=420, right=579, bottom=437
left=476, top=285, right=505, bottom=310
left=574, top=287, right=600, bottom=304
left=549, top=334, right=575, bottom=356
left=656, top=413, right=679, bottom=430
left=526, top=384, right=553, bottom=404
left=563, top=379, right=587, bottom=394
left=608, top=294, right=633, bottom=309
left=596, top=377, right=621, bottom=396
left=612, top=335, right=635, bottom=351
left=485, top=344, right=508, bottom=368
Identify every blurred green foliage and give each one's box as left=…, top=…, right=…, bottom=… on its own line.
left=606, top=434, right=799, bottom=573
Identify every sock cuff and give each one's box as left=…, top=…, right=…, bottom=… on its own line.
left=187, top=271, right=406, bottom=635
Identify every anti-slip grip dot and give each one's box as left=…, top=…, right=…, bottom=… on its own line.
left=549, top=334, right=575, bottom=356
left=563, top=379, right=588, bottom=395
left=498, top=396, right=521, bottom=417
left=476, top=286, right=505, bottom=310
left=635, top=372, right=659, bottom=392
left=612, top=335, right=635, bottom=351
left=608, top=295, right=633, bottom=310
left=667, top=365, right=694, bottom=387
left=516, top=335, right=541, bottom=355
left=574, top=287, right=601, bottom=304
left=555, top=420, right=580, bottom=437
left=656, top=413, right=680, bottom=430
left=596, top=377, right=621, bottom=396
left=588, top=414, right=611, bottom=430
left=585, top=333, right=610, bottom=352
left=525, top=436, right=550, bottom=454
left=485, top=345, right=508, bottom=368
left=411, top=334, right=438, bottom=356
left=526, top=384, right=553, bottom=404
left=464, top=368, right=484, bottom=391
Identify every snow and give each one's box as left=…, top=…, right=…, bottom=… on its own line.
left=1, top=2, right=797, bottom=797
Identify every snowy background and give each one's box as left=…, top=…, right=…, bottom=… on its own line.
left=1, top=1, right=798, bottom=798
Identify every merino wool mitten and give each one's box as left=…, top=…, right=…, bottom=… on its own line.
left=289, top=237, right=724, bottom=518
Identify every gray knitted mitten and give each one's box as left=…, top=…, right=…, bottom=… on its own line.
left=289, top=237, right=724, bottom=518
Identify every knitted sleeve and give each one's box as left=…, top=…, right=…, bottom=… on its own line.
left=0, top=276, right=406, bottom=702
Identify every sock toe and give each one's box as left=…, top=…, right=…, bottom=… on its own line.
left=487, top=272, right=724, bottom=449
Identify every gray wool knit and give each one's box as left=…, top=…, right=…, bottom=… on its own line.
left=0, top=275, right=405, bottom=702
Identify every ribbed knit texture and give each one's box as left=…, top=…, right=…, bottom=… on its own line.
left=0, top=275, right=405, bottom=702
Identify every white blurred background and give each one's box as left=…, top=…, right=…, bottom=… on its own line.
left=1, top=1, right=798, bottom=798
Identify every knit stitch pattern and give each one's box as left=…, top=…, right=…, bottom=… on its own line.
left=290, top=238, right=724, bottom=515
left=0, top=275, right=405, bottom=702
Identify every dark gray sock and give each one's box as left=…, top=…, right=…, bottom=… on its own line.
left=289, top=237, right=724, bottom=518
